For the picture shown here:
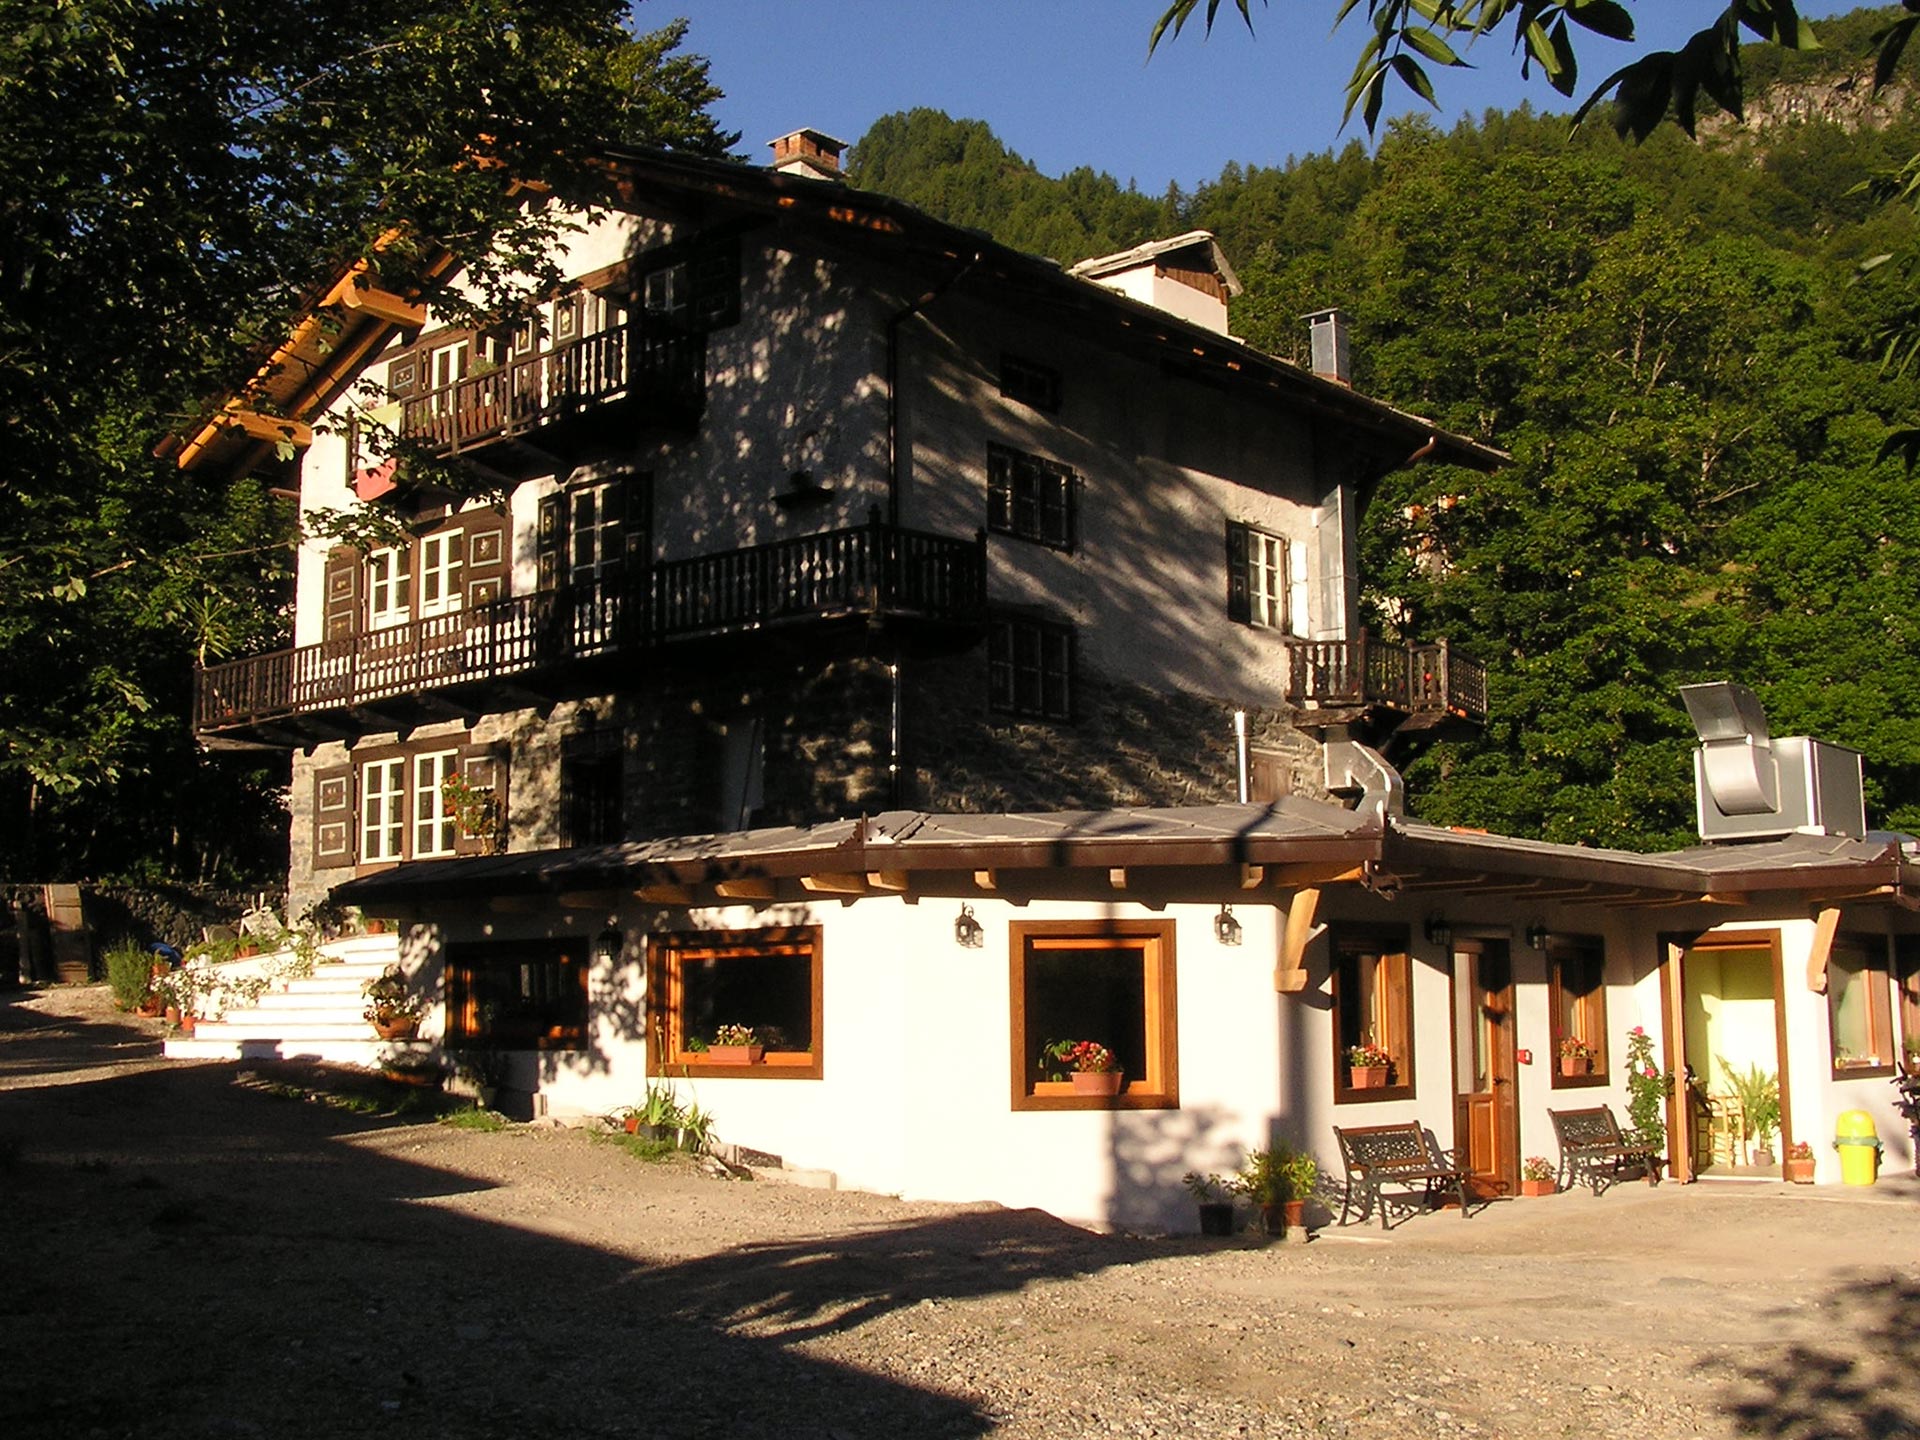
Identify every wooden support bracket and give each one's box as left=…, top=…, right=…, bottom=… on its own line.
left=633, top=883, right=692, bottom=906
left=800, top=872, right=868, bottom=897
left=1275, top=887, right=1324, bottom=994
left=714, top=878, right=777, bottom=901
left=1806, top=905, right=1842, bottom=994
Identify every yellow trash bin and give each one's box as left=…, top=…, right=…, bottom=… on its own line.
left=1834, top=1110, right=1882, bottom=1186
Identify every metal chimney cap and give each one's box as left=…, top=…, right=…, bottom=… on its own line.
left=1680, top=681, right=1772, bottom=747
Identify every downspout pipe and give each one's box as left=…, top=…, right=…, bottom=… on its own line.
left=885, top=253, right=981, bottom=527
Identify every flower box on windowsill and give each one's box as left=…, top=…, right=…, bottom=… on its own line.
left=1560, top=1055, right=1592, bottom=1078
left=1349, top=1064, right=1388, bottom=1090
left=704, top=1044, right=764, bottom=1066
left=1070, top=1070, right=1124, bottom=1096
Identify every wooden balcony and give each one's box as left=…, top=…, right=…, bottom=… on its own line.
left=1283, top=631, right=1488, bottom=734
left=195, top=520, right=987, bottom=748
left=397, top=319, right=703, bottom=468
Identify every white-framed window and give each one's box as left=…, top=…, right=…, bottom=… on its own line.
left=569, top=483, right=623, bottom=586
left=360, top=757, right=407, bottom=863
left=412, top=751, right=459, bottom=858
left=429, top=339, right=468, bottom=411
left=367, top=547, right=411, bottom=630
left=418, top=531, right=464, bottom=619
left=642, top=263, right=687, bottom=321
left=1248, top=528, right=1285, bottom=630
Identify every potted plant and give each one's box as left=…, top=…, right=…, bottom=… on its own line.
left=1041, top=1038, right=1124, bottom=1095
left=1903, top=1036, right=1920, bottom=1079
left=1238, top=1141, right=1318, bottom=1236
left=380, top=1050, right=444, bottom=1088
left=1183, top=1171, right=1236, bottom=1236
left=707, top=1023, right=764, bottom=1065
left=1520, top=1156, right=1557, bottom=1197
left=362, top=966, right=427, bottom=1040
left=1277, top=1144, right=1319, bottom=1235
left=454, top=1048, right=509, bottom=1109
left=1346, top=1039, right=1392, bottom=1089
left=1718, top=1057, right=1780, bottom=1167
left=1783, top=1139, right=1816, bottom=1184
left=1558, top=1036, right=1595, bottom=1078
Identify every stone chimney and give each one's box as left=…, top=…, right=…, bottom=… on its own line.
left=1305, top=308, right=1351, bottom=386
left=768, top=128, right=847, bottom=181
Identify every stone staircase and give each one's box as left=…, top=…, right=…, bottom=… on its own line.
left=162, top=933, right=424, bottom=1067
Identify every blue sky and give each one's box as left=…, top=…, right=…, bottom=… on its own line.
left=654, top=1, right=1864, bottom=193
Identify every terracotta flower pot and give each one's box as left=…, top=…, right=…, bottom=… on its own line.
left=1070, top=1070, right=1124, bottom=1096
left=1349, top=1064, right=1388, bottom=1090
left=707, top=1044, right=764, bottom=1066
left=1521, top=1177, right=1556, bottom=1197
left=1784, top=1157, right=1816, bottom=1184
left=372, top=1014, right=420, bottom=1041
left=1560, top=1055, right=1591, bottom=1078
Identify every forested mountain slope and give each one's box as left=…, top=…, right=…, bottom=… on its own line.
left=849, top=11, right=1920, bottom=847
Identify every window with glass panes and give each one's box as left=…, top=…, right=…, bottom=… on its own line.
left=1548, top=938, right=1609, bottom=1087
left=411, top=751, right=459, bottom=858
left=989, top=617, right=1073, bottom=721
left=987, top=445, right=1074, bottom=549
left=417, top=531, right=463, bottom=618
left=1829, top=936, right=1896, bottom=1074
left=360, top=757, right=406, bottom=862
left=367, top=547, right=411, bottom=629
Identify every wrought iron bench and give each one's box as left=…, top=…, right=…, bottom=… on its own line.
left=1548, top=1105, right=1664, bottom=1194
left=1332, top=1122, right=1472, bottom=1229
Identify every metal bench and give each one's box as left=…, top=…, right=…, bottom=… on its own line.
left=1332, top=1121, right=1472, bottom=1229
left=1549, top=1105, right=1664, bottom=1194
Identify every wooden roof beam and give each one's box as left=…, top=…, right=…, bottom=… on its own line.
left=221, top=409, right=313, bottom=449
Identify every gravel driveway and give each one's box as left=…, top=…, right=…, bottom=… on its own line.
left=3, top=984, right=1916, bottom=1439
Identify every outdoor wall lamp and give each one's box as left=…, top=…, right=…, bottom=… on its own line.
left=1526, top=923, right=1550, bottom=952
left=1213, top=904, right=1242, bottom=946
left=953, top=903, right=984, bottom=949
left=1423, top=914, right=1451, bottom=949
left=593, top=925, right=624, bottom=966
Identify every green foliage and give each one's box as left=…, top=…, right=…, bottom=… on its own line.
left=1235, top=1141, right=1318, bottom=1204
left=1624, top=1027, right=1674, bottom=1153
left=0, top=0, right=729, bottom=883
left=1716, top=1057, right=1782, bottom=1143
left=104, top=941, right=156, bottom=1011
left=440, top=1106, right=509, bottom=1133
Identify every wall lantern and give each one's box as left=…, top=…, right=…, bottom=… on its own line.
left=954, top=903, right=984, bottom=949
left=1213, top=904, right=1242, bottom=946
left=1526, top=923, right=1550, bottom=952
left=1423, top=914, right=1451, bottom=949
left=593, top=926, right=624, bottom=966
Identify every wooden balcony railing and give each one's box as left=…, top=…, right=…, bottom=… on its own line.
left=397, top=319, right=703, bottom=457
left=1283, top=630, right=1488, bottom=724
left=195, top=519, right=987, bottom=738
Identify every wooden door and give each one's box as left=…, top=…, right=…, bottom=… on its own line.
left=1454, top=939, right=1518, bottom=1197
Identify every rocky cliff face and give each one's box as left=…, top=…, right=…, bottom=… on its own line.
left=1698, top=71, right=1916, bottom=140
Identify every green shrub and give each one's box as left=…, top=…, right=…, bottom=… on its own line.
left=104, top=941, right=156, bottom=1012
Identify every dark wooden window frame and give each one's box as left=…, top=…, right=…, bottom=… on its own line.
left=1828, top=932, right=1897, bottom=1079
left=1547, top=935, right=1610, bottom=1090
left=987, top=443, right=1076, bottom=551
left=988, top=613, right=1074, bottom=723
left=444, top=938, right=590, bottom=1051
left=1898, top=936, right=1920, bottom=1068
left=999, top=353, right=1062, bottom=413
left=1332, top=926, right=1415, bottom=1104
left=646, top=926, right=824, bottom=1080
left=1008, top=918, right=1179, bottom=1113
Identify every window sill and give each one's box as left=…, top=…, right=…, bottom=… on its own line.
left=1831, top=1060, right=1895, bottom=1080
left=656, top=1050, right=821, bottom=1080
left=1333, top=1083, right=1415, bottom=1105
left=1550, top=1070, right=1611, bottom=1090
left=1013, top=1081, right=1177, bottom=1112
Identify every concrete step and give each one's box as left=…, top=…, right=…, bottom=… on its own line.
left=163, top=1035, right=430, bottom=1066
left=251, top=990, right=374, bottom=1011
left=195, top=1019, right=387, bottom=1042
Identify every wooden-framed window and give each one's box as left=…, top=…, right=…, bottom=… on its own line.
left=367, top=546, right=411, bottom=630
left=427, top=338, right=468, bottom=412
left=1829, top=934, right=1896, bottom=1077
left=445, top=939, right=589, bottom=1050
left=1547, top=936, right=1609, bottom=1089
left=560, top=728, right=623, bottom=848
left=1333, top=928, right=1414, bottom=1103
left=417, top=530, right=464, bottom=619
left=987, top=444, right=1075, bottom=550
left=537, top=473, right=651, bottom=594
left=1898, top=936, right=1920, bottom=1068
left=1010, top=919, right=1179, bottom=1111
left=647, top=927, right=823, bottom=1079
left=1000, top=353, right=1062, bottom=412
left=410, top=750, right=459, bottom=859
left=1226, top=521, right=1309, bottom=635
left=988, top=615, right=1073, bottom=722
left=360, top=757, right=406, bottom=863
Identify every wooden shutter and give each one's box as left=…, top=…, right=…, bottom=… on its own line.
left=313, top=764, right=355, bottom=868
left=386, top=350, right=424, bottom=398
left=454, top=744, right=509, bottom=856
left=690, top=233, right=741, bottom=330
left=1248, top=748, right=1291, bottom=804
left=323, top=546, right=363, bottom=640
left=1225, top=521, right=1251, bottom=624
left=624, top=473, right=653, bottom=570
left=537, top=492, right=566, bottom=592
left=463, top=509, right=509, bottom=607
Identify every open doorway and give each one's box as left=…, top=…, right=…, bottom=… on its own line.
left=1452, top=938, right=1518, bottom=1198
left=1674, top=931, right=1789, bottom=1180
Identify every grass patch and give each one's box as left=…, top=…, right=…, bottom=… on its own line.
left=439, top=1106, right=508, bottom=1133
left=592, top=1128, right=681, bottom=1163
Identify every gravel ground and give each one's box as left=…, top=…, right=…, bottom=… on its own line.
left=3, top=983, right=1917, bottom=1440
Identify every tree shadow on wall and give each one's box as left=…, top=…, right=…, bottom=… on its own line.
left=1717, top=1274, right=1920, bottom=1439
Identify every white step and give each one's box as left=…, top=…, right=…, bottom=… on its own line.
left=163, top=1035, right=430, bottom=1066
